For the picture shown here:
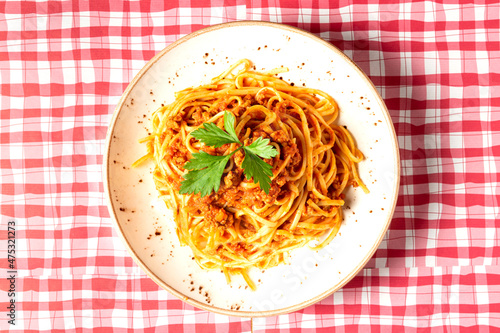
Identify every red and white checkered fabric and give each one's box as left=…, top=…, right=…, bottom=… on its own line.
left=1, top=0, right=499, bottom=331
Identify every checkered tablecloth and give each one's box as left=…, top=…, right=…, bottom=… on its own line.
left=1, top=0, right=499, bottom=331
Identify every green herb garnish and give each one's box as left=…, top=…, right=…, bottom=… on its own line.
left=179, top=111, right=278, bottom=197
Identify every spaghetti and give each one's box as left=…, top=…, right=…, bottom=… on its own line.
left=134, top=59, right=369, bottom=290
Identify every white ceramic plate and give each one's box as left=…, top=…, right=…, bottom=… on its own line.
left=103, top=21, right=400, bottom=316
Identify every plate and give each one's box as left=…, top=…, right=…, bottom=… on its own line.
left=103, top=21, right=400, bottom=316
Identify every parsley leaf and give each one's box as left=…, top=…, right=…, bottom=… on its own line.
left=190, top=111, right=240, bottom=147
left=244, top=137, right=279, bottom=159
left=179, top=153, right=232, bottom=197
left=183, top=151, right=229, bottom=171
left=241, top=149, right=275, bottom=195
left=180, top=111, right=278, bottom=197
left=223, top=111, right=240, bottom=143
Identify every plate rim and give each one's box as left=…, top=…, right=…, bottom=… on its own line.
left=103, top=20, right=401, bottom=317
